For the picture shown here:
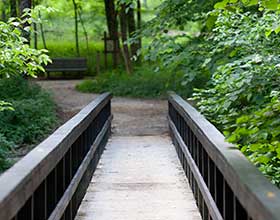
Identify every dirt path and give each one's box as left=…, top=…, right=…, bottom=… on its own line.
left=37, top=80, right=168, bottom=136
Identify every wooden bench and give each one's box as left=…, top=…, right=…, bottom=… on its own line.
left=45, top=58, right=87, bottom=79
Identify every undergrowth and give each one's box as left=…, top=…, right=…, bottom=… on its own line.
left=0, top=77, right=58, bottom=171
left=76, top=66, right=208, bottom=98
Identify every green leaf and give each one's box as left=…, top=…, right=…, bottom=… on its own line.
left=262, top=0, right=279, bottom=10
left=256, top=155, right=270, bottom=164
left=214, top=0, right=229, bottom=9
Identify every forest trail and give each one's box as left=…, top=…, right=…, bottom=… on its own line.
left=37, top=80, right=168, bottom=136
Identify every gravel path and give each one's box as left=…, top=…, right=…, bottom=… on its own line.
left=37, top=80, right=168, bottom=136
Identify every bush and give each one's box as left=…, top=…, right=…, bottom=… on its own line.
left=76, top=66, right=208, bottom=98
left=0, top=134, right=13, bottom=170
left=0, top=77, right=57, bottom=171
left=192, top=10, right=280, bottom=186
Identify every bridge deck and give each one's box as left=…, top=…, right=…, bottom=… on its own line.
left=75, top=135, right=201, bottom=220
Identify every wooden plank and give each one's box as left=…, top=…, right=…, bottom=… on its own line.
left=0, top=93, right=112, bottom=220
left=168, top=92, right=280, bottom=220
left=48, top=115, right=112, bottom=220
left=75, top=136, right=202, bottom=220
left=168, top=116, right=223, bottom=220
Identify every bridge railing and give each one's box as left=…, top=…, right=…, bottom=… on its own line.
left=0, top=93, right=112, bottom=220
left=168, top=92, right=280, bottom=220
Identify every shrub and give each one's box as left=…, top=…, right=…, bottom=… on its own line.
left=192, top=10, right=280, bottom=186
left=76, top=66, right=207, bottom=98
left=0, top=77, right=57, bottom=171
left=0, top=134, right=13, bottom=170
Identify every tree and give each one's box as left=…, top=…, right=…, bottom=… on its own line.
left=20, top=0, right=31, bottom=15
left=10, top=0, right=17, bottom=17
left=119, top=3, right=132, bottom=74
left=127, top=4, right=137, bottom=58
left=1, top=0, right=8, bottom=21
left=20, top=0, right=32, bottom=43
left=104, top=0, right=120, bottom=67
left=136, top=0, right=141, bottom=51
left=72, top=0, right=80, bottom=56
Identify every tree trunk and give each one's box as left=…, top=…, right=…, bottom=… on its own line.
left=72, top=0, right=80, bottom=56
left=104, top=0, right=119, bottom=67
left=20, top=0, right=31, bottom=15
left=2, top=0, right=7, bottom=21
left=137, top=0, right=142, bottom=51
left=39, top=10, right=47, bottom=49
left=78, top=8, right=89, bottom=55
left=20, top=0, right=32, bottom=43
left=10, top=0, right=17, bottom=17
left=127, top=5, right=137, bottom=59
left=104, top=0, right=118, bottom=39
left=33, top=22, right=37, bottom=48
left=119, top=4, right=132, bottom=74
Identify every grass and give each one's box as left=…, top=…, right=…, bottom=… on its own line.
left=0, top=77, right=58, bottom=171
left=32, top=0, right=163, bottom=76
left=76, top=65, right=201, bottom=99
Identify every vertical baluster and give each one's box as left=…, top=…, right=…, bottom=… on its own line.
left=223, top=179, right=234, bottom=220
left=208, top=159, right=215, bottom=199
left=234, top=197, right=248, bottom=220
left=46, top=168, right=57, bottom=217
left=203, top=200, right=209, bottom=220
left=57, top=157, right=66, bottom=202
left=215, top=167, right=224, bottom=215
left=34, top=180, right=47, bottom=219
left=203, top=149, right=208, bottom=185
left=17, top=196, right=34, bottom=220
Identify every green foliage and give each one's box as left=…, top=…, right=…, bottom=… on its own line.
left=144, top=0, right=280, bottom=186
left=0, top=16, right=51, bottom=78
left=0, top=101, right=13, bottom=111
left=0, top=134, right=13, bottom=170
left=192, top=10, right=280, bottom=185
left=228, top=92, right=280, bottom=186
left=214, top=0, right=280, bottom=10
left=76, top=66, right=202, bottom=98
left=0, top=77, right=57, bottom=171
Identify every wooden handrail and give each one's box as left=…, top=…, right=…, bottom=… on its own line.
left=0, top=93, right=112, bottom=220
left=168, top=92, right=280, bottom=220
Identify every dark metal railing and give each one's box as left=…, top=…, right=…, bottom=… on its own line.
left=0, top=93, right=112, bottom=220
left=168, top=92, right=280, bottom=220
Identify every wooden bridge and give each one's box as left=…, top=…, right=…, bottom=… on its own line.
left=1, top=92, right=280, bottom=220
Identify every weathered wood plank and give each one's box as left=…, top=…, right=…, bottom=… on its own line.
left=75, top=136, right=202, bottom=220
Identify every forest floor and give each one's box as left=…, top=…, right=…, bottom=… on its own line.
left=37, top=80, right=168, bottom=136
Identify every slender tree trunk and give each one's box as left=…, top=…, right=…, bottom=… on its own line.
left=20, top=0, right=31, bottom=16
left=10, top=0, right=17, bottom=17
left=39, top=10, right=47, bottom=49
left=120, top=4, right=132, bottom=74
left=72, top=0, right=80, bottom=56
left=33, top=22, right=37, bottom=48
left=104, top=0, right=118, bottom=39
left=2, top=0, right=7, bottom=21
left=33, top=0, right=37, bottom=49
left=104, top=0, right=119, bottom=67
left=137, top=0, right=142, bottom=51
left=20, top=0, right=32, bottom=43
left=127, top=5, right=137, bottom=59
left=78, top=8, right=89, bottom=55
